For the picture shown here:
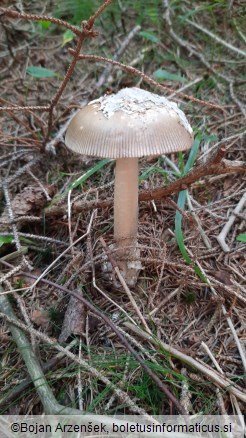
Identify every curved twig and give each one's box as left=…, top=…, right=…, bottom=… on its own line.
left=69, top=50, right=223, bottom=111
left=44, top=147, right=246, bottom=217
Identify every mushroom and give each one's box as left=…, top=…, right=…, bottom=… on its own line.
left=65, top=87, right=193, bottom=286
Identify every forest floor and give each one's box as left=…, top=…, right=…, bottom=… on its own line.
left=0, top=0, right=245, bottom=419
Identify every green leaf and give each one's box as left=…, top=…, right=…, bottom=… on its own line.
left=0, top=235, right=14, bottom=247
left=138, top=31, right=159, bottom=43
left=153, top=69, right=186, bottom=83
left=39, top=20, right=51, bottom=30
left=236, top=233, right=246, bottom=242
left=0, top=235, right=34, bottom=247
left=26, top=66, right=57, bottom=79
left=62, top=29, right=76, bottom=46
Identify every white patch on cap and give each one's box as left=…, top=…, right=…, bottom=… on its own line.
left=89, top=87, right=192, bottom=134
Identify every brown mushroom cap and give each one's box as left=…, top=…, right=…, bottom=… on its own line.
left=65, top=87, right=193, bottom=159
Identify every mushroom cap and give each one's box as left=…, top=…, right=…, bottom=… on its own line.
left=65, top=87, right=193, bottom=159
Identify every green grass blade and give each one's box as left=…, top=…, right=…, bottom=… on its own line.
left=175, top=190, right=191, bottom=264
left=70, top=158, right=111, bottom=190
left=49, top=158, right=111, bottom=206
left=175, top=135, right=207, bottom=281
left=184, top=134, right=202, bottom=174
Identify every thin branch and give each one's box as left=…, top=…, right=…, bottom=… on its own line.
left=44, top=0, right=114, bottom=145
left=69, top=51, right=223, bottom=111
left=0, top=105, right=50, bottom=111
left=138, top=150, right=246, bottom=203
left=86, top=0, right=114, bottom=28
left=0, top=8, right=82, bottom=36
left=44, top=147, right=246, bottom=217
left=45, top=39, right=90, bottom=145
left=0, top=3, right=115, bottom=145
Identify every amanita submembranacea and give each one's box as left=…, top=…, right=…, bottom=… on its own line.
left=65, top=87, right=193, bottom=286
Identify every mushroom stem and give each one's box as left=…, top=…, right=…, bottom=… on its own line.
left=114, top=157, right=139, bottom=269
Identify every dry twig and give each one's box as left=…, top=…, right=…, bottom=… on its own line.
left=44, top=146, right=246, bottom=218
left=69, top=51, right=223, bottom=111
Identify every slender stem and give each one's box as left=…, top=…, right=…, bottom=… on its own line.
left=114, top=158, right=138, bottom=257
